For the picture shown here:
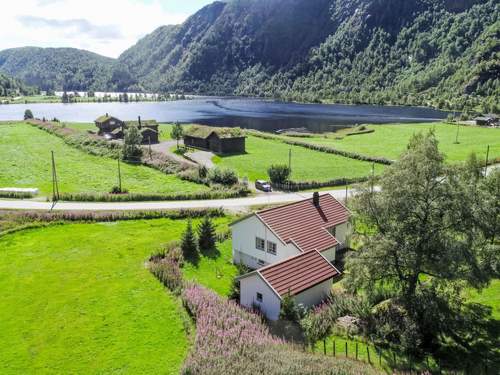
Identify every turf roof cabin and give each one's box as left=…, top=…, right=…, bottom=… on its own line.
left=94, top=114, right=159, bottom=144
left=183, top=125, right=246, bottom=154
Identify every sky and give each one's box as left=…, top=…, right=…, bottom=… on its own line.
left=0, top=0, right=216, bottom=58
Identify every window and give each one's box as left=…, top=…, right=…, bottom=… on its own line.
left=257, top=259, right=266, bottom=266
left=255, top=237, right=265, bottom=251
left=256, top=292, right=263, bottom=302
left=267, top=241, right=277, bottom=255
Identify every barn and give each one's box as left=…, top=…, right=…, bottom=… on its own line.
left=183, top=125, right=246, bottom=154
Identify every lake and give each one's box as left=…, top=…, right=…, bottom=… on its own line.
left=0, top=97, right=448, bottom=132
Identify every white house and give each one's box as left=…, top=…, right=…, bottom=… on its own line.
left=238, top=250, right=341, bottom=320
left=231, top=193, right=350, bottom=269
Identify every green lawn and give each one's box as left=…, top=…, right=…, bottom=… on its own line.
left=213, top=135, right=384, bottom=182
left=467, top=279, right=500, bottom=320
left=289, top=123, right=500, bottom=163
left=0, top=123, right=208, bottom=196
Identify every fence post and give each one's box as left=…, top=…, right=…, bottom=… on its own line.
left=323, top=339, right=326, bottom=355
left=378, top=347, right=382, bottom=366
left=345, top=342, right=348, bottom=357
left=393, top=351, right=396, bottom=365
left=356, top=342, right=358, bottom=360
left=367, top=346, right=371, bottom=364
left=333, top=340, right=336, bottom=357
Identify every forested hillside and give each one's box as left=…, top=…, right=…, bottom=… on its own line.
left=120, top=0, right=499, bottom=112
left=1, top=0, right=498, bottom=112
left=0, top=72, right=37, bottom=97
left=0, top=47, right=118, bottom=91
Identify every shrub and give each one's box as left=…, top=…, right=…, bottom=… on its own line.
left=197, top=216, right=216, bottom=252
left=109, top=186, right=128, bottom=194
left=23, top=109, right=34, bottom=120
left=268, top=164, right=291, bottom=184
left=279, top=292, right=302, bottom=322
left=228, top=263, right=250, bottom=301
left=181, top=219, right=198, bottom=261
left=208, top=167, right=239, bottom=186
left=149, top=258, right=183, bottom=295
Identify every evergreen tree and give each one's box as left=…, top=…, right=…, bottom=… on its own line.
left=61, top=91, right=69, bottom=103
left=197, top=216, right=216, bottom=252
left=122, top=124, right=143, bottom=162
left=181, top=219, right=198, bottom=261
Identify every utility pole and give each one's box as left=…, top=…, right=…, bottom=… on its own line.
left=51, top=151, right=59, bottom=204
left=484, top=145, right=490, bottom=176
left=148, top=136, right=152, bottom=160
left=345, top=184, right=348, bottom=203
left=454, top=121, right=460, bottom=144
left=117, top=156, right=122, bottom=193
left=288, top=148, right=292, bottom=172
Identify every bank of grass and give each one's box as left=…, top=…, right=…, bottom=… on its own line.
left=467, top=279, right=500, bottom=320
left=0, top=218, right=239, bottom=374
left=213, top=135, right=384, bottom=182
left=0, top=122, right=208, bottom=196
left=289, top=123, right=500, bottom=163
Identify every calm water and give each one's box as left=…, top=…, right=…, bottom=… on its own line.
left=0, top=97, right=448, bottom=132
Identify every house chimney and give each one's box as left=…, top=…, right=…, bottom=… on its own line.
left=138, top=116, right=141, bottom=127
left=313, top=192, right=320, bottom=207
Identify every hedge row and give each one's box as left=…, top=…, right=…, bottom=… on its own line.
left=272, top=176, right=369, bottom=192
left=0, top=191, right=35, bottom=199
left=249, top=131, right=393, bottom=165
left=57, top=186, right=250, bottom=202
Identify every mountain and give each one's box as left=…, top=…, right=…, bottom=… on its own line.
left=0, top=72, right=38, bottom=97
left=119, top=0, right=499, bottom=112
left=0, top=0, right=497, bottom=112
left=0, top=47, right=117, bottom=91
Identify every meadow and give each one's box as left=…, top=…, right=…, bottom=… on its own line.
left=213, top=135, right=384, bottom=182
left=288, top=123, right=500, bottom=163
left=0, top=123, right=207, bottom=196
left=0, top=216, right=234, bottom=374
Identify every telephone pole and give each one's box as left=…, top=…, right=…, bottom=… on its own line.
left=371, top=163, right=375, bottom=193
left=484, top=145, right=490, bottom=176
left=117, top=156, right=122, bottom=192
left=454, top=122, right=460, bottom=144
left=51, top=151, right=60, bottom=207
left=288, top=148, right=292, bottom=172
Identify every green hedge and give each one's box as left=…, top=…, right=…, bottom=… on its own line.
left=0, top=191, right=35, bottom=199
left=250, top=131, right=393, bottom=165
left=272, top=177, right=369, bottom=192
left=57, top=186, right=250, bottom=202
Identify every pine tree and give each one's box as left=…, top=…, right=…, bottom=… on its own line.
left=197, top=216, right=216, bottom=252
left=181, top=219, right=198, bottom=260
left=23, top=109, right=33, bottom=120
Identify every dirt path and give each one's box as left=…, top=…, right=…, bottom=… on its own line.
left=150, top=140, right=197, bottom=166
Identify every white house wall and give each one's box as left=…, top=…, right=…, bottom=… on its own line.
left=232, top=215, right=301, bottom=269
left=335, top=222, right=350, bottom=249
left=239, top=273, right=281, bottom=321
left=293, top=279, right=333, bottom=308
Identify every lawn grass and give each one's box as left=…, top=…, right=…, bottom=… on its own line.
left=467, top=279, right=500, bottom=320
left=289, top=123, right=500, bottom=163
left=182, top=240, right=238, bottom=296
left=0, top=216, right=233, bottom=374
left=0, top=122, right=208, bottom=196
left=213, top=135, right=384, bottom=182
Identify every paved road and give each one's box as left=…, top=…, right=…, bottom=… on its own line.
left=0, top=189, right=356, bottom=211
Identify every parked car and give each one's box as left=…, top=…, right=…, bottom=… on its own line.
left=255, top=180, right=272, bottom=192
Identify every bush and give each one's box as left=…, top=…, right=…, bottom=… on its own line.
left=272, top=176, right=368, bottom=191
left=122, top=124, right=143, bottom=162
left=109, top=186, right=128, bottom=194
left=23, top=109, right=34, bottom=120
left=268, top=164, right=291, bottom=184
left=149, top=258, right=183, bottom=295
left=280, top=292, right=304, bottom=322
left=208, top=167, right=239, bottom=186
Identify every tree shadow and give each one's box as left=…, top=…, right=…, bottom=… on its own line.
left=200, top=245, right=221, bottom=259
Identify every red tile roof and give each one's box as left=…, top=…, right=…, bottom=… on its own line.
left=258, top=250, right=340, bottom=297
left=256, top=194, right=349, bottom=252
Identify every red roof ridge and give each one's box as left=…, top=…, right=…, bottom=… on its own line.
left=256, top=192, right=334, bottom=215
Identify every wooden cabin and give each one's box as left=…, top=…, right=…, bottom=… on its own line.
left=184, top=125, right=245, bottom=154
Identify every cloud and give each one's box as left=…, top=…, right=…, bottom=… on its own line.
left=17, top=16, right=123, bottom=40
left=0, top=0, right=192, bottom=58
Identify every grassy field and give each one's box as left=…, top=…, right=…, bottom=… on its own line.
left=213, top=135, right=384, bottom=182
left=0, top=216, right=234, bottom=374
left=467, top=279, right=500, bottom=320
left=0, top=123, right=208, bottom=196
left=287, top=123, right=500, bottom=162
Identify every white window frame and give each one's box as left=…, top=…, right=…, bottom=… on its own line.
left=266, top=241, right=277, bottom=255
left=256, top=292, right=263, bottom=302
left=255, top=237, right=265, bottom=251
